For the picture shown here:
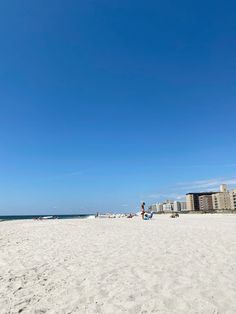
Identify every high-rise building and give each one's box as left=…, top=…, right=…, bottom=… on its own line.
left=149, top=204, right=158, bottom=212
left=149, top=200, right=186, bottom=213
left=163, top=203, right=173, bottom=212
left=173, top=201, right=181, bottom=211
left=230, top=189, right=236, bottom=210
left=186, top=194, right=194, bottom=211
left=173, top=201, right=187, bottom=211
left=212, top=192, right=231, bottom=210
left=149, top=203, right=164, bottom=212
left=180, top=201, right=187, bottom=210
left=211, top=184, right=231, bottom=210
left=199, top=195, right=213, bottom=211
left=186, top=192, right=217, bottom=211
left=157, top=203, right=164, bottom=212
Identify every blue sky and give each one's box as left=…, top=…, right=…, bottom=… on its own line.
left=0, top=0, right=236, bottom=214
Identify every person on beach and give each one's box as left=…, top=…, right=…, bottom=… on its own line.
left=140, top=202, right=154, bottom=220
left=141, top=202, right=145, bottom=219
left=143, top=212, right=154, bottom=220
left=170, top=212, right=179, bottom=218
left=127, top=213, right=134, bottom=218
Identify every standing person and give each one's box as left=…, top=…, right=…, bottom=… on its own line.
left=141, top=202, right=145, bottom=219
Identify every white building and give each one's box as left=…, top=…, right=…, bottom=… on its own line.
left=156, top=203, right=164, bottom=212
left=180, top=201, right=187, bottom=210
left=173, top=201, right=181, bottom=212
left=163, top=203, right=173, bottom=212
left=174, top=201, right=187, bottom=211
left=149, top=200, right=186, bottom=213
left=148, top=203, right=164, bottom=212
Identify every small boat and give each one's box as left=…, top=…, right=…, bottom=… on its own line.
left=42, top=216, right=54, bottom=220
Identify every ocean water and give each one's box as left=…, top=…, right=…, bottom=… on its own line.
left=0, top=214, right=94, bottom=221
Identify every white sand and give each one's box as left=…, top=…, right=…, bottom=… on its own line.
left=1, top=214, right=236, bottom=314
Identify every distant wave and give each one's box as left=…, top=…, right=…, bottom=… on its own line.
left=0, top=214, right=95, bottom=221
left=85, top=215, right=95, bottom=219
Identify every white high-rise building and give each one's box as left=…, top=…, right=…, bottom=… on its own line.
left=163, top=203, right=173, bottom=212
left=149, top=200, right=186, bottom=213
left=173, top=201, right=187, bottom=211
left=156, top=203, right=164, bottom=212
left=180, top=201, right=187, bottom=210
left=173, top=201, right=181, bottom=212
left=149, top=203, right=164, bottom=212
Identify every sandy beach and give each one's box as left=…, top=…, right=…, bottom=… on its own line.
left=1, top=214, right=236, bottom=314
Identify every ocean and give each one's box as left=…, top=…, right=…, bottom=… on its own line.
left=0, top=214, right=95, bottom=221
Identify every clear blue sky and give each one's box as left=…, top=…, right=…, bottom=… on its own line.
left=0, top=0, right=236, bottom=214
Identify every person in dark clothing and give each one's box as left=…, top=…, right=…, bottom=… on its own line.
left=141, top=202, right=145, bottom=219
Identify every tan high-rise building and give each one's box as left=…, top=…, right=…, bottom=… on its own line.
left=186, top=192, right=216, bottom=211
left=230, top=189, right=236, bottom=210
left=186, top=194, right=194, bottom=211
left=212, top=192, right=231, bottom=210
left=186, top=184, right=236, bottom=211
left=199, top=195, right=213, bottom=211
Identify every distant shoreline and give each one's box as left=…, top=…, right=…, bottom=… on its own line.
left=1, top=210, right=236, bottom=222
left=0, top=214, right=95, bottom=222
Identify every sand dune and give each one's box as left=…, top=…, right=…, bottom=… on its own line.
left=1, top=214, right=236, bottom=313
